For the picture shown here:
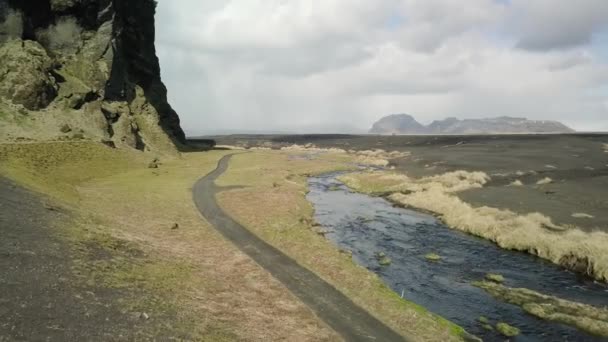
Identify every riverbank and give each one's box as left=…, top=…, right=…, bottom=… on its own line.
left=0, top=142, right=467, bottom=341
left=307, top=171, right=608, bottom=340
left=337, top=169, right=608, bottom=283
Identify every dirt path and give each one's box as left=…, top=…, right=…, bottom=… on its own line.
left=193, top=154, right=407, bottom=342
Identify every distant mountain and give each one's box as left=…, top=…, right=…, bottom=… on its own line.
left=369, top=114, right=427, bottom=135
left=369, top=114, right=575, bottom=135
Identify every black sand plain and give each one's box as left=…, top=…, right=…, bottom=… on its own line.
left=210, top=133, right=608, bottom=232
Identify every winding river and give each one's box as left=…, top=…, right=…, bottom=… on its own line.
left=307, top=172, right=608, bottom=341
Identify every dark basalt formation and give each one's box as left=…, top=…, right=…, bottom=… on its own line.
left=370, top=114, right=576, bottom=135
left=0, top=0, right=186, bottom=150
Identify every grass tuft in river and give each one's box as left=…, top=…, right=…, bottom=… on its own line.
left=375, top=252, right=392, bottom=266
left=425, top=253, right=442, bottom=262
left=474, top=280, right=608, bottom=337
left=485, top=273, right=505, bottom=283
left=496, top=322, right=520, bottom=337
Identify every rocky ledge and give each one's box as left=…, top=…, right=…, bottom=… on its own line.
left=0, top=0, right=185, bottom=151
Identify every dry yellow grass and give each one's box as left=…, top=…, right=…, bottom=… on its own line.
left=215, top=151, right=467, bottom=342
left=0, top=142, right=341, bottom=341
left=340, top=170, right=608, bottom=282
left=278, top=144, right=410, bottom=167
left=338, top=170, right=489, bottom=195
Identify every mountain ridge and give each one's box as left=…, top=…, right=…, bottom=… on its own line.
left=370, top=114, right=575, bottom=135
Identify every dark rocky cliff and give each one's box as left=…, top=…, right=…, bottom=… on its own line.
left=0, top=0, right=185, bottom=151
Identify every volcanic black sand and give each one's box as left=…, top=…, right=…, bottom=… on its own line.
left=0, top=177, right=127, bottom=340
left=210, top=133, right=608, bottom=232
left=0, top=177, right=187, bottom=341
left=193, top=154, right=407, bottom=342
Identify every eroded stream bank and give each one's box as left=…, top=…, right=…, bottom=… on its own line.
left=307, top=172, right=608, bottom=341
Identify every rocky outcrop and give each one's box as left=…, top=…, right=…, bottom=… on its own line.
left=370, top=114, right=575, bottom=135
left=0, top=0, right=185, bottom=151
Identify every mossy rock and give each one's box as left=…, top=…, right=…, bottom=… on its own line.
left=378, top=256, right=392, bottom=266
left=425, top=253, right=442, bottom=262
left=478, top=316, right=490, bottom=324
left=375, top=252, right=391, bottom=266
left=60, top=124, right=72, bottom=133
left=496, top=322, right=520, bottom=337
left=485, top=273, right=505, bottom=283
left=482, top=324, right=494, bottom=331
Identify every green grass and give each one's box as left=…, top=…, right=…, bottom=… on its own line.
left=0, top=142, right=244, bottom=339
left=0, top=141, right=148, bottom=202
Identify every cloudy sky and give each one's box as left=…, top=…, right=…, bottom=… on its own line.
left=155, top=0, right=608, bottom=135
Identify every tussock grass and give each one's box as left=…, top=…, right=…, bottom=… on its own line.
left=475, top=281, right=608, bottom=337
left=340, top=170, right=608, bottom=282
left=339, top=170, right=489, bottom=195
left=603, top=143, right=608, bottom=153
left=510, top=180, right=524, bottom=186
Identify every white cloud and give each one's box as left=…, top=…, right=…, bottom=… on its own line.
left=156, top=0, right=608, bottom=135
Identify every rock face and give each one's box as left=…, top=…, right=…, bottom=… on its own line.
left=370, top=114, right=575, bottom=135
left=0, top=0, right=186, bottom=151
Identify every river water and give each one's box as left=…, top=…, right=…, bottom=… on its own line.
left=307, top=172, right=608, bottom=341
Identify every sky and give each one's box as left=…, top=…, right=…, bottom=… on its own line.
left=155, top=0, right=608, bottom=136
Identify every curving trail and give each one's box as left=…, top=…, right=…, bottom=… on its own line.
left=193, top=154, right=407, bottom=342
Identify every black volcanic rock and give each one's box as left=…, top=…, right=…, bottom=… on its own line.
left=370, top=115, right=575, bottom=135
left=0, top=0, right=185, bottom=150
left=369, top=114, right=426, bottom=135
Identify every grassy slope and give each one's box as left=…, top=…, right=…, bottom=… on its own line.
left=0, top=142, right=341, bottom=341
left=215, top=151, right=467, bottom=342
